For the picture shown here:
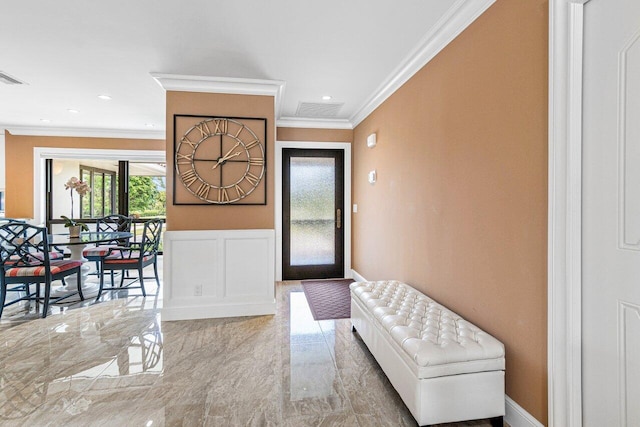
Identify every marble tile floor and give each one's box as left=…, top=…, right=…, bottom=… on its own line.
left=0, top=273, right=506, bottom=427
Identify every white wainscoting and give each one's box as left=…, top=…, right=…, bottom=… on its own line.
left=163, top=229, right=275, bottom=321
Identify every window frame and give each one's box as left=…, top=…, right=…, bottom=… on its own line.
left=79, top=164, right=117, bottom=219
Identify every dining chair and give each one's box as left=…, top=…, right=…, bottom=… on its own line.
left=96, top=218, right=162, bottom=301
left=1, top=218, right=65, bottom=261
left=83, top=214, right=132, bottom=276
left=83, top=214, right=132, bottom=258
left=0, top=223, right=84, bottom=319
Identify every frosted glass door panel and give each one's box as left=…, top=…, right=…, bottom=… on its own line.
left=283, top=148, right=344, bottom=280
left=289, top=157, right=335, bottom=266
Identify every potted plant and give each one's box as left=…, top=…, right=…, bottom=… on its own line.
left=60, top=215, right=89, bottom=237
left=62, top=177, right=91, bottom=237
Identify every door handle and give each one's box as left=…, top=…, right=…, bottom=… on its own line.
left=336, top=208, right=341, bottom=229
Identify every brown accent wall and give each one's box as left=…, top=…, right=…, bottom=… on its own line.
left=166, top=91, right=275, bottom=231
left=4, top=131, right=163, bottom=219
left=352, top=1, right=548, bottom=424
left=277, top=127, right=353, bottom=143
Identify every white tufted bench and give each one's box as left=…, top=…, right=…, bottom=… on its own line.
left=350, top=280, right=505, bottom=426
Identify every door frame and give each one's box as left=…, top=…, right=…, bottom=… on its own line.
left=275, top=141, right=351, bottom=281
left=549, top=1, right=591, bottom=426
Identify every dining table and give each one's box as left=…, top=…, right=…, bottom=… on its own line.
left=48, top=231, right=133, bottom=297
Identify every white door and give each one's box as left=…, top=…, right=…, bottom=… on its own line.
left=582, top=0, right=640, bottom=425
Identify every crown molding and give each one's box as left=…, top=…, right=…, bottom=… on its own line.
left=277, top=117, right=353, bottom=130
left=349, top=0, right=496, bottom=127
left=1, top=125, right=165, bottom=140
left=150, top=73, right=286, bottom=119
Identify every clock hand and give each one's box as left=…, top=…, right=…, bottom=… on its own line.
left=212, top=151, right=242, bottom=169
left=221, top=141, right=241, bottom=161
left=212, top=142, right=241, bottom=169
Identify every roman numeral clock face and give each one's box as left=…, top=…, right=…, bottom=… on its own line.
left=174, top=116, right=267, bottom=205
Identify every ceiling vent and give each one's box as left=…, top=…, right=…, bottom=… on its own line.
left=0, top=71, right=26, bottom=85
left=296, top=102, right=344, bottom=118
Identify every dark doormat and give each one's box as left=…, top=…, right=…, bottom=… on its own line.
left=302, top=278, right=355, bottom=321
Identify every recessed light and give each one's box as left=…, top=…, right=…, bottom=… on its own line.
left=145, top=123, right=155, bottom=128
left=40, top=118, right=51, bottom=123
left=67, top=109, right=79, bottom=113
left=97, top=94, right=112, bottom=100
left=322, top=95, right=332, bottom=101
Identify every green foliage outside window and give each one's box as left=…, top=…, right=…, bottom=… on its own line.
left=129, top=176, right=166, bottom=218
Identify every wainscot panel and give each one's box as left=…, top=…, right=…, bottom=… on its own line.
left=162, top=229, right=275, bottom=321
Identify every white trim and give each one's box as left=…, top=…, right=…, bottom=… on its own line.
left=2, top=125, right=164, bottom=140
left=150, top=73, right=286, bottom=119
left=162, top=229, right=275, bottom=321
left=548, top=1, right=590, bottom=426
left=349, top=0, right=496, bottom=127
left=276, top=117, right=353, bottom=130
left=163, top=301, right=276, bottom=321
left=617, top=29, right=640, bottom=251
left=32, top=147, right=165, bottom=224
left=351, top=269, right=367, bottom=283
left=0, top=132, right=5, bottom=191
left=506, top=396, right=545, bottom=427
left=275, top=141, right=351, bottom=281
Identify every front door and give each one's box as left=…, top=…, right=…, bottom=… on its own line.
left=582, top=0, right=640, bottom=424
left=282, top=148, right=344, bottom=280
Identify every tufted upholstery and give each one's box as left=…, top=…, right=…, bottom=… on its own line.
left=350, top=280, right=505, bottom=379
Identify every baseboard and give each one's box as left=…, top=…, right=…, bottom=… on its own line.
left=351, top=269, right=368, bottom=282
left=505, top=395, right=544, bottom=427
left=162, top=300, right=276, bottom=321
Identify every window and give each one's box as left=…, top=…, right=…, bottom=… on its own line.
left=79, top=165, right=117, bottom=218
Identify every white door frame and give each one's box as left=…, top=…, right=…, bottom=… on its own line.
left=548, top=1, right=590, bottom=426
left=33, top=147, right=165, bottom=225
left=274, top=141, right=352, bottom=281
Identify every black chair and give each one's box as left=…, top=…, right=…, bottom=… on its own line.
left=96, top=218, right=162, bottom=301
left=1, top=218, right=65, bottom=261
left=83, top=214, right=132, bottom=273
left=0, top=223, right=84, bottom=319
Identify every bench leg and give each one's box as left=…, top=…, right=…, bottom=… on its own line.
left=489, top=416, right=503, bottom=427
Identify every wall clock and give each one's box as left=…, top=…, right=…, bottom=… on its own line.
left=173, top=115, right=267, bottom=205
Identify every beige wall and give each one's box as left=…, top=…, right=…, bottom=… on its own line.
left=165, top=91, right=275, bottom=231
left=4, top=131, right=164, bottom=219
left=277, top=127, right=353, bottom=143
left=352, top=0, right=548, bottom=423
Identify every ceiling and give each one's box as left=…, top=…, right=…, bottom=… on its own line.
left=0, top=0, right=492, bottom=138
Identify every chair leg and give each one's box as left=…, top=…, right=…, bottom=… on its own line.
left=96, top=265, right=105, bottom=302
left=76, top=267, right=84, bottom=301
left=42, top=278, right=51, bottom=318
left=0, top=281, right=6, bottom=319
left=139, top=267, right=146, bottom=297
left=153, top=260, right=160, bottom=287
left=119, top=270, right=125, bottom=287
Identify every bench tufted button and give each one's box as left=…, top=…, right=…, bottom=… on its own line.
left=351, top=280, right=505, bottom=370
